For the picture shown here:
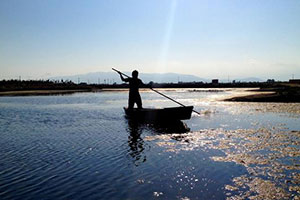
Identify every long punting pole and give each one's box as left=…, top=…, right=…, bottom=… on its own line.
left=112, top=68, right=201, bottom=115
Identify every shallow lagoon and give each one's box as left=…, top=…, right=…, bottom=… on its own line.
left=0, top=89, right=299, bottom=199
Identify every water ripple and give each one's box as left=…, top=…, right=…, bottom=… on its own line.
left=0, top=90, right=299, bottom=199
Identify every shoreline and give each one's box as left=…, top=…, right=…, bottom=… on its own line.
left=0, top=89, right=92, bottom=96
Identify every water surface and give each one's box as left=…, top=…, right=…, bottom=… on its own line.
left=0, top=89, right=299, bottom=199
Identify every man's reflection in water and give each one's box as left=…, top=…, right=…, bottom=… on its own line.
left=127, top=120, right=146, bottom=166
left=126, top=120, right=190, bottom=165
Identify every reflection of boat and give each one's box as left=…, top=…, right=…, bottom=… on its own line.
left=124, top=106, right=193, bottom=123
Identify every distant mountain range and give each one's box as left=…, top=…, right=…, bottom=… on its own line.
left=51, top=71, right=264, bottom=84
left=234, top=77, right=265, bottom=82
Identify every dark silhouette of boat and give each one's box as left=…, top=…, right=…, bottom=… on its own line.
left=114, top=69, right=195, bottom=133
left=124, top=106, right=193, bottom=123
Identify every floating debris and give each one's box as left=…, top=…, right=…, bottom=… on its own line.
left=153, top=191, right=163, bottom=197
left=137, top=179, right=145, bottom=184
left=146, top=126, right=300, bottom=199
left=180, top=197, right=191, bottom=200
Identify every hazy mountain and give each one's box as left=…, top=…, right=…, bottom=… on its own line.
left=51, top=71, right=265, bottom=84
left=234, top=77, right=265, bottom=82
left=51, top=71, right=209, bottom=84
left=219, top=77, right=265, bottom=83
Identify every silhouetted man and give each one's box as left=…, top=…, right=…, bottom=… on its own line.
left=118, top=70, right=143, bottom=109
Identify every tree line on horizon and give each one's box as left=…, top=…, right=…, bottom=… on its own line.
left=0, top=79, right=90, bottom=91
left=0, top=79, right=287, bottom=92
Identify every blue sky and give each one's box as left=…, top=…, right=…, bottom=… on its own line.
left=1, top=0, right=299, bottom=80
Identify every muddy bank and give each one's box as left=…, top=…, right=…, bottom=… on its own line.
left=225, top=85, right=300, bottom=103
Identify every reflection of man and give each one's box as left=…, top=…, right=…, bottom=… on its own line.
left=127, top=121, right=146, bottom=165
left=118, top=70, right=143, bottom=109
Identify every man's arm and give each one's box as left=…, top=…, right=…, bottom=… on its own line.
left=119, top=73, right=129, bottom=82
left=139, top=79, right=148, bottom=87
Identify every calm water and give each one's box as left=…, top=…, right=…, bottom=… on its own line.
left=0, top=89, right=299, bottom=200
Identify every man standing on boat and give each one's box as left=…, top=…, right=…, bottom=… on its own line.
left=118, top=70, right=143, bottom=109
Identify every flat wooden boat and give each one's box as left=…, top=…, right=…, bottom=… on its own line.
left=124, top=106, right=193, bottom=122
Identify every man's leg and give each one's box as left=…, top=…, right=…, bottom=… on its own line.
left=128, top=95, right=134, bottom=109
left=136, top=93, right=143, bottom=109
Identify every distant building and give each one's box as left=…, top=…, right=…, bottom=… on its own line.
left=289, top=79, right=300, bottom=84
left=267, top=79, right=275, bottom=83
left=212, top=79, right=219, bottom=84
